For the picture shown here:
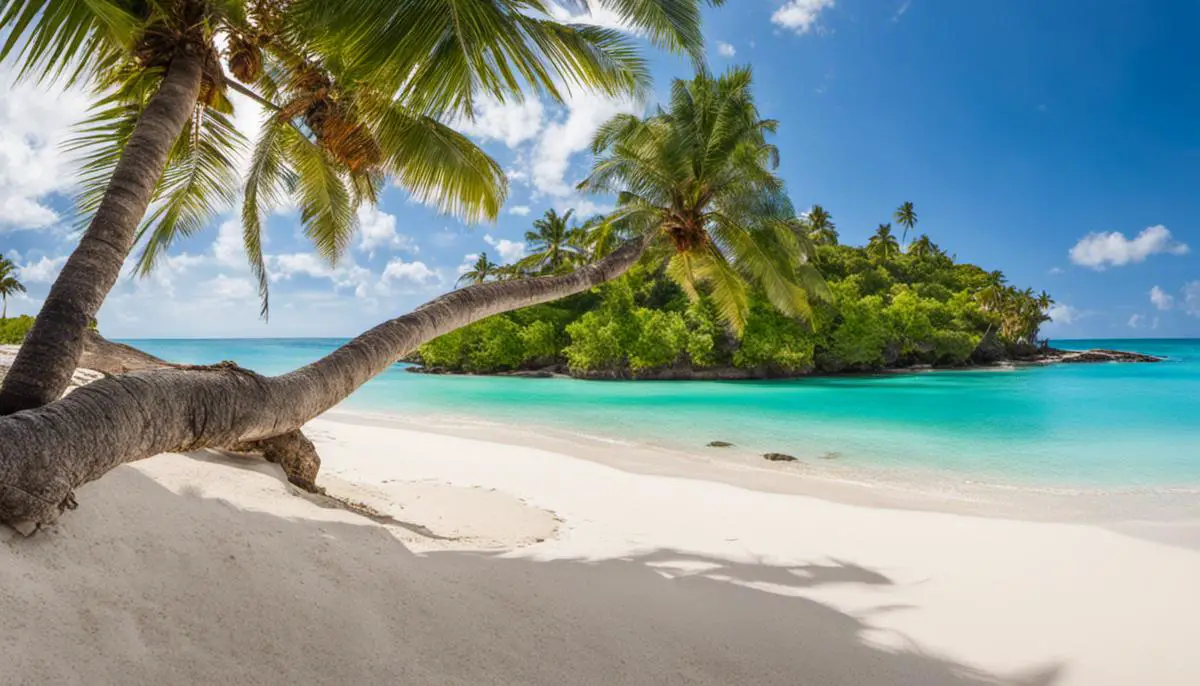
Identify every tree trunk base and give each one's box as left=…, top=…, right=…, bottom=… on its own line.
left=229, top=429, right=324, bottom=494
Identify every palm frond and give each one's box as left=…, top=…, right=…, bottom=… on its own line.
left=373, top=103, right=506, bottom=223
left=283, top=125, right=355, bottom=263
left=134, top=106, right=245, bottom=274
left=1, top=0, right=138, bottom=85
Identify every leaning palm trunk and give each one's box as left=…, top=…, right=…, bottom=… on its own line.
left=0, top=46, right=207, bottom=415
left=0, top=235, right=649, bottom=534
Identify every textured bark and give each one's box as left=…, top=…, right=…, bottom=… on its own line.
left=0, top=44, right=207, bottom=415
left=0, top=235, right=650, bottom=532
left=230, top=431, right=323, bottom=493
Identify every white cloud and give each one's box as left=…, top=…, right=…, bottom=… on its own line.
left=1149, top=285, right=1174, bottom=311
left=546, top=1, right=640, bottom=32
left=381, top=258, right=439, bottom=287
left=717, top=42, right=736, bottom=58
left=206, top=274, right=256, bottom=300
left=508, top=205, right=532, bottom=216
left=0, top=64, right=92, bottom=230
left=1128, top=313, right=1144, bottom=329
left=484, top=234, right=527, bottom=263
left=268, top=253, right=373, bottom=297
left=457, top=254, right=480, bottom=277
left=1046, top=303, right=1080, bottom=325
left=213, top=219, right=246, bottom=268
left=356, top=205, right=416, bottom=257
left=557, top=196, right=612, bottom=217
left=454, top=93, right=544, bottom=148
left=1068, top=225, right=1189, bottom=270
left=1185, top=281, right=1200, bottom=317
left=532, top=91, right=640, bottom=197
left=17, top=255, right=67, bottom=283
left=772, top=0, right=835, bottom=35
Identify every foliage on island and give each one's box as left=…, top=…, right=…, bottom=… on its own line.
left=418, top=206, right=1054, bottom=378
left=0, top=316, right=36, bottom=346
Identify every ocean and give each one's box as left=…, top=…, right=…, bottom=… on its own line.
left=124, top=337, right=1200, bottom=489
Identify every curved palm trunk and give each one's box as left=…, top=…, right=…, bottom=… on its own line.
left=0, top=235, right=650, bottom=533
left=0, top=45, right=207, bottom=416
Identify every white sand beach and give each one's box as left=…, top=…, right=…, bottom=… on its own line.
left=2, top=400, right=1199, bottom=685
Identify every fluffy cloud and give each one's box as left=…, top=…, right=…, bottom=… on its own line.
left=508, top=205, right=532, bottom=216
left=484, top=234, right=527, bottom=263
left=532, top=92, right=640, bottom=197
left=453, top=94, right=544, bottom=148
left=1149, top=285, right=1174, bottom=311
left=0, top=65, right=92, bottom=230
left=205, top=274, right=256, bottom=300
left=546, top=1, right=640, bottom=32
left=17, top=255, right=67, bottom=283
left=1046, top=303, right=1080, bottom=325
left=356, top=205, right=416, bottom=257
left=772, top=0, right=835, bottom=35
left=717, top=42, right=736, bottom=58
left=268, top=253, right=373, bottom=298
left=1068, top=225, right=1189, bottom=270
left=381, top=258, right=439, bottom=288
left=1128, top=313, right=1144, bottom=329
left=1186, top=281, right=1200, bottom=317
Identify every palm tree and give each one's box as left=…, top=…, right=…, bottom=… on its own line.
left=1036, top=290, right=1054, bottom=311
left=519, top=209, right=583, bottom=274
left=579, top=67, right=828, bottom=332
left=866, top=224, right=900, bottom=261
left=0, top=68, right=834, bottom=532
left=576, top=214, right=635, bottom=260
left=894, top=201, right=917, bottom=243
left=0, top=0, right=723, bottom=414
left=907, top=234, right=935, bottom=260
left=0, top=258, right=26, bottom=320
left=457, top=253, right=500, bottom=286
left=805, top=204, right=839, bottom=246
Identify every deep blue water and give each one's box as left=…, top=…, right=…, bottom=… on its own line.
left=124, top=337, right=1200, bottom=488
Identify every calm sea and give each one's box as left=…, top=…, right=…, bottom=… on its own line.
left=124, top=337, right=1200, bottom=489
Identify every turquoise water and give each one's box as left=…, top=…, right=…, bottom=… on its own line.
left=124, top=338, right=1200, bottom=488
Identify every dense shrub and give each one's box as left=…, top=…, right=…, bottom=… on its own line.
left=0, top=316, right=35, bottom=345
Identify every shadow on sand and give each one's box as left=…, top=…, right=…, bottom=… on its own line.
left=1, top=461, right=1065, bottom=685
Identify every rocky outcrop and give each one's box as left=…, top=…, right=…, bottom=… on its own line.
left=1042, top=348, right=1164, bottom=364
left=706, top=441, right=734, bottom=448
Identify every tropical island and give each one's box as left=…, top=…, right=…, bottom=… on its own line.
left=411, top=206, right=1159, bottom=379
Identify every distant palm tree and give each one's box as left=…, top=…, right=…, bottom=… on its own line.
left=456, top=252, right=499, bottom=286
left=520, top=209, right=583, bottom=274
left=894, top=201, right=918, bottom=243
left=907, top=234, right=936, bottom=260
left=1036, top=290, right=1054, bottom=311
left=576, top=214, right=633, bottom=260
left=0, top=257, right=26, bottom=319
left=866, top=224, right=901, bottom=261
left=805, top=204, right=839, bottom=246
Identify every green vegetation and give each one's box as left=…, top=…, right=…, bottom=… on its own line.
left=0, top=316, right=35, bottom=345
left=418, top=205, right=1054, bottom=378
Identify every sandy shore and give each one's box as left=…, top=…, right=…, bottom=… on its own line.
left=2, top=407, right=1199, bottom=684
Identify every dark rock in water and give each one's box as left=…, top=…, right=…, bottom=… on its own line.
left=1054, top=348, right=1164, bottom=364
left=707, top=441, right=734, bottom=448
left=818, top=451, right=842, bottom=460
left=763, top=452, right=798, bottom=462
left=502, top=369, right=555, bottom=378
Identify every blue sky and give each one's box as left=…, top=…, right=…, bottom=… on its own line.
left=1, top=0, right=1198, bottom=339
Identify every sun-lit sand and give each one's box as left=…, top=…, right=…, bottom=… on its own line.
left=1, top=357, right=1198, bottom=683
